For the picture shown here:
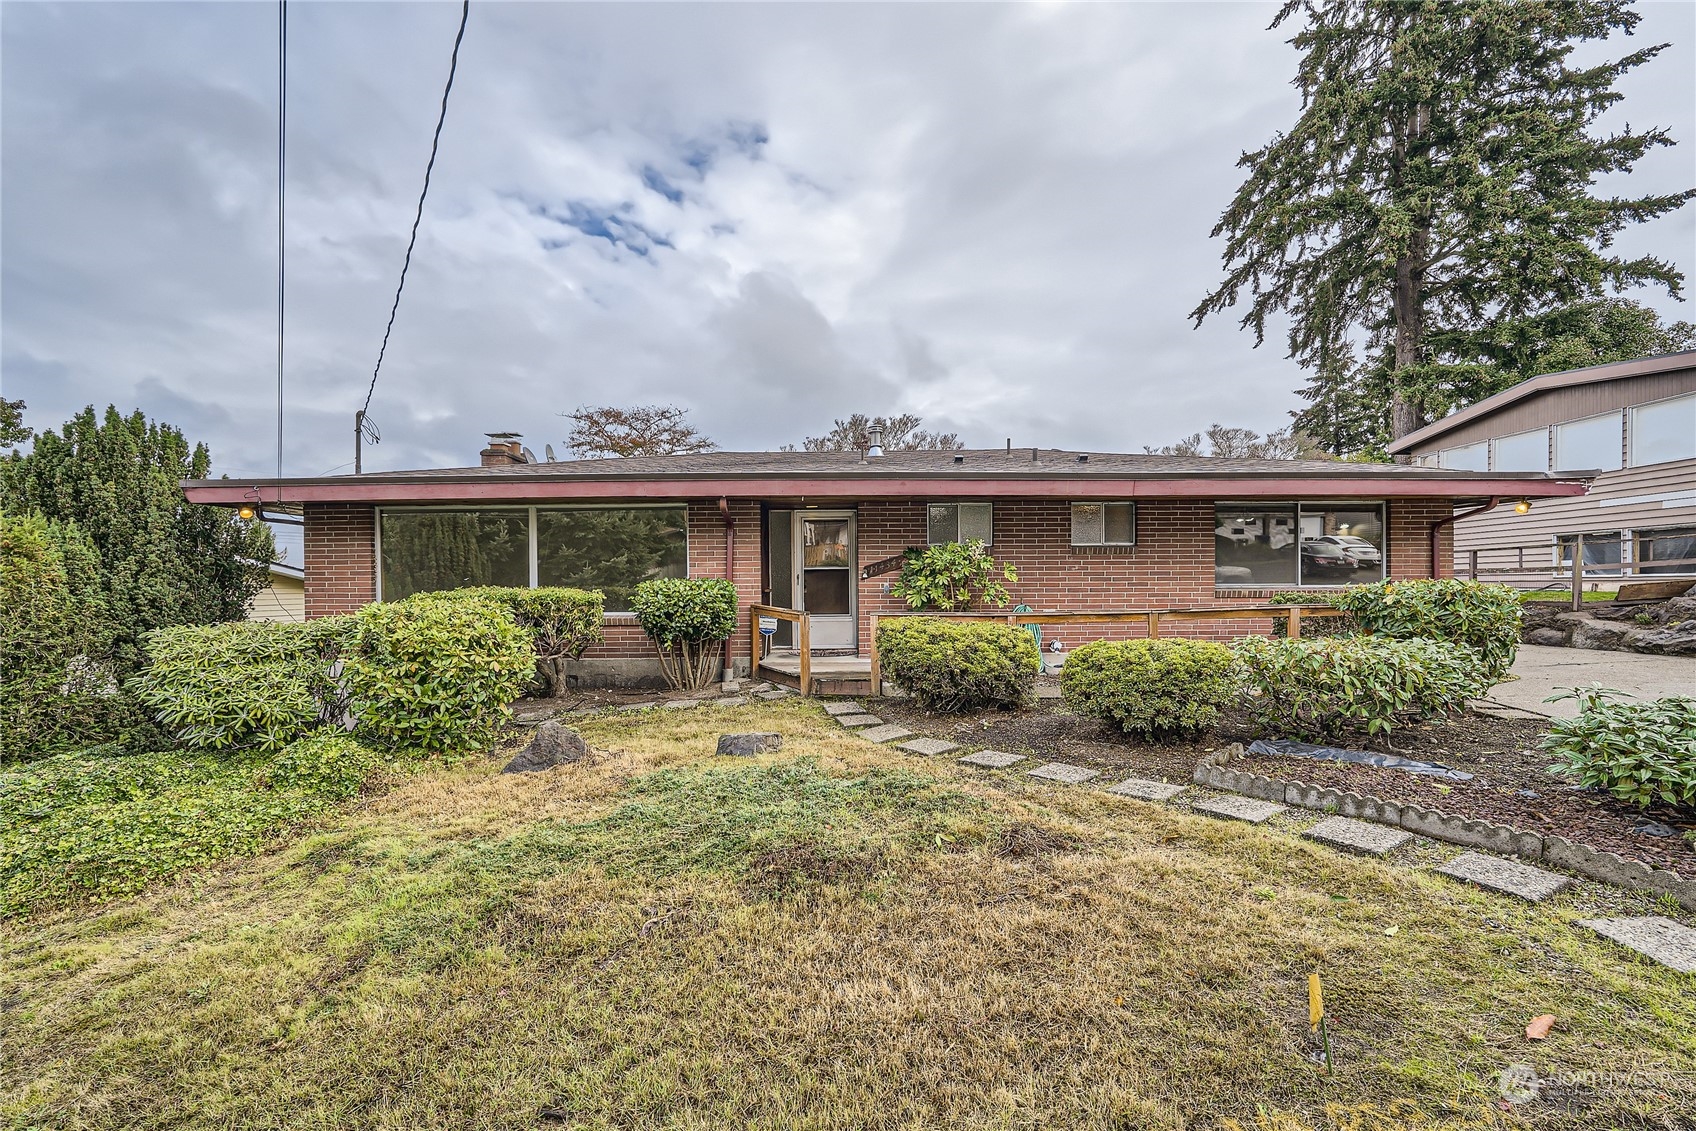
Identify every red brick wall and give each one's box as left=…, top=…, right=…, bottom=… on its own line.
left=301, top=496, right=1455, bottom=660
left=303, top=503, right=376, bottom=618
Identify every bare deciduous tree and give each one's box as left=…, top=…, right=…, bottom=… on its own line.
left=1146, top=424, right=1329, bottom=460
left=787, top=413, right=964, bottom=452
left=562, top=405, right=716, bottom=459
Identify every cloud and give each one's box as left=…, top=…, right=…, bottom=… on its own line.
left=3, top=0, right=1691, bottom=482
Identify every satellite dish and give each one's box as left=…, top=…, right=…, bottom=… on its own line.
left=545, top=444, right=556, bottom=462
left=521, top=447, right=537, bottom=464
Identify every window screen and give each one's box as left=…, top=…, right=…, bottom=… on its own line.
left=1071, top=502, right=1135, bottom=545
left=1630, top=394, right=1696, bottom=467
left=1491, top=429, right=1548, bottom=472
left=928, top=502, right=993, bottom=545
left=1553, top=412, right=1622, bottom=471
left=1440, top=441, right=1489, bottom=471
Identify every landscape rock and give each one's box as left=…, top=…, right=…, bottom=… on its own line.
left=1571, top=619, right=1634, bottom=651
left=716, top=732, right=783, bottom=756
left=502, top=722, right=591, bottom=773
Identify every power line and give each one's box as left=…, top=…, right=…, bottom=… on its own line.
left=276, top=0, right=287, bottom=483
left=357, top=0, right=471, bottom=443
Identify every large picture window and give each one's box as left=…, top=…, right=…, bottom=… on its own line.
left=379, top=505, right=688, bottom=610
left=379, top=510, right=530, bottom=599
left=1215, top=503, right=1385, bottom=587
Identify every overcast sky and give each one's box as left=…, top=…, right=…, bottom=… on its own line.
left=5, top=1, right=1694, bottom=492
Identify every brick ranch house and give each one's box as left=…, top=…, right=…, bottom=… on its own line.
left=183, top=438, right=1588, bottom=688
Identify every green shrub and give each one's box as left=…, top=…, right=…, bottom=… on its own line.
left=630, top=578, right=739, bottom=691
left=418, top=586, right=604, bottom=697
left=875, top=618, right=1041, bottom=712
left=1328, top=579, right=1521, bottom=681
left=1232, top=635, right=1492, bottom=739
left=0, top=733, right=385, bottom=915
left=1542, top=685, right=1696, bottom=809
left=128, top=617, right=354, bottom=753
left=344, top=595, right=534, bottom=753
left=890, top=541, right=1018, bottom=611
left=1060, top=639, right=1236, bottom=736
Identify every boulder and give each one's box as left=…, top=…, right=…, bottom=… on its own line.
left=716, top=732, right=782, bottom=756
left=1629, top=622, right=1696, bottom=656
left=1571, top=619, right=1635, bottom=652
left=1524, top=626, right=1572, bottom=647
left=502, top=721, right=591, bottom=773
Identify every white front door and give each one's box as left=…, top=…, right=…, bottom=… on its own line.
left=793, top=510, right=856, bottom=650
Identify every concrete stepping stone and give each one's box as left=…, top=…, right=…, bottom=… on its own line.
left=857, top=724, right=914, bottom=743
left=1105, top=778, right=1185, bottom=803
left=1576, top=916, right=1696, bottom=974
left=1194, top=796, right=1285, bottom=825
left=836, top=714, right=884, bottom=728
left=1435, top=852, right=1571, bottom=902
left=756, top=690, right=794, bottom=700
left=896, top=737, right=960, bottom=756
left=744, top=681, right=772, bottom=693
left=1027, top=762, right=1101, bottom=785
left=958, top=750, right=1024, bottom=769
left=823, top=701, right=863, bottom=716
left=1303, top=816, right=1413, bottom=858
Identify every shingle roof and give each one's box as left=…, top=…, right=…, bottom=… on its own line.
left=340, top=447, right=1566, bottom=483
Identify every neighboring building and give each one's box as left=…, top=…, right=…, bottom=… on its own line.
left=247, top=562, right=306, bottom=622
left=1389, top=351, right=1696, bottom=583
left=183, top=434, right=1585, bottom=686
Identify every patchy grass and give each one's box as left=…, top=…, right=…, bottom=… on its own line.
left=3, top=699, right=1693, bottom=1130
left=1518, top=590, right=1619, bottom=603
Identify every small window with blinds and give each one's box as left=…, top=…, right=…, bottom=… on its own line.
left=927, top=502, right=993, bottom=546
left=1071, top=502, right=1135, bottom=546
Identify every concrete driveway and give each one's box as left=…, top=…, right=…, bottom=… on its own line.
left=1485, top=644, right=1696, bottom=718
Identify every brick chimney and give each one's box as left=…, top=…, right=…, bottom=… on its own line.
left=480, top=432, right=526, bottom=466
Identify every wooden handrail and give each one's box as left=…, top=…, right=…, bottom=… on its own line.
left=750, top=604, right=811, bottom=695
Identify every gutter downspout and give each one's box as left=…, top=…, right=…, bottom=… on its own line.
left=1429, top=497, right=1498, bottom=579
left=719, top=497, right=737, bottom=683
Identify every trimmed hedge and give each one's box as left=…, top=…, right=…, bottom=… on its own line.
left=129, top=618, right=354, bottom=753
left=630, top=578, right=739, bottom=690
left=420, top=586, right=604, bottom=696
left=1233, top=635, right=1493, bottom=739
left=1328, top=579, right=1521, bottom=682
left=344, top=595, right=535, bottom=753
left=1060, top=639, right=1236, bottom=737
left=875, top=618, right=1041, bottom=712
left=1542, top=686, right=1696, bottom=809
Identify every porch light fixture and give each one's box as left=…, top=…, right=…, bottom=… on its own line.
left=238, top=504, right=256, bottom=520
left=1514, top=499, right=1532, bottom=515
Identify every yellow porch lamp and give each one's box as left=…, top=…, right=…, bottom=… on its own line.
left=1513, top=499, right=1532, bottom=515
left=238, top=504, right=257, bottom=520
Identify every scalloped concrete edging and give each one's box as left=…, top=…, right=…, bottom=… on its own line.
left=1193, top=744, right=1696, bottom=912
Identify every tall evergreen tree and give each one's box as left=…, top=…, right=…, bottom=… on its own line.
left=1195, top=0, right=1693, bottom=446
left=1, top=406, right=273, bottom=670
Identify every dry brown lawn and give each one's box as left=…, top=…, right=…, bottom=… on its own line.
left=3, top=700, right=1693, bottom=1131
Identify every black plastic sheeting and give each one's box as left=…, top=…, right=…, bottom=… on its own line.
left=1245, top=738, right=1474, bottom=781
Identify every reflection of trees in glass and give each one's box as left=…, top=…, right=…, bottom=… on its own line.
left=381, top=511, right=528, bottom=599
left=538, top=508, right=686, bottom=611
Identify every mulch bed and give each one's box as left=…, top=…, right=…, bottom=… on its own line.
left=873, top=682, right=1696, bottom=880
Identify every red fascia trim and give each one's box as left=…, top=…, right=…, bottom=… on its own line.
left=182, top=476, right=1590, bottom=506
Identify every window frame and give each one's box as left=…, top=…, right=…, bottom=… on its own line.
left=926, top=501, right=994, bottom=547
left=1214, top=500, right=1388, bottom=589
left=1439, top=440, right=1489, bottom=471
left=1628, top=392, right=1696, bottom=468
left=1490, top=427, right=1550, bottom=473
left=374, top=503, right=690, bottom=609
left=1070, top=501, right=1137, bottom=547
left=1552, top=410, right=1624, bottom=472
